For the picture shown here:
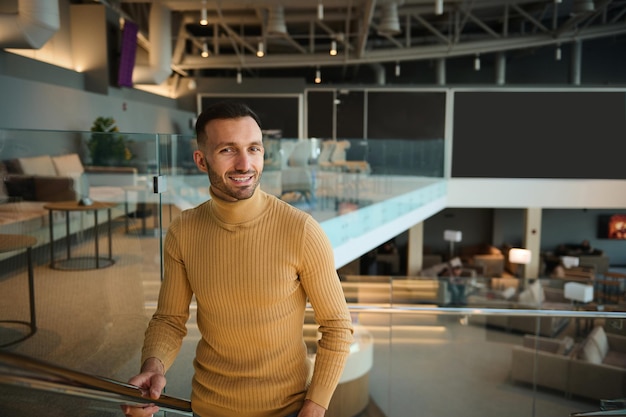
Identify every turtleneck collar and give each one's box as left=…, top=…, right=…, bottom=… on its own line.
left=208, top=186, right=268, bottom=225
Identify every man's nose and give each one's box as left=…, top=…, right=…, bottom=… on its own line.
left=234, top=153, right=252, bottom=171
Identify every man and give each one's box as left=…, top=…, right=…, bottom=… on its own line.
left=122, top=101, right=354, bottom=417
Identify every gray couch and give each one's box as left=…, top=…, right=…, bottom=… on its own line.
left=467, top=278, right=571, bottom=337
left=511, top=326, right=626, bottom=400
left=0, top=153, right=137, bottom=261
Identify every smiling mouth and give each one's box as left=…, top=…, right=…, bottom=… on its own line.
left=229, top=173, right=254, bottom=183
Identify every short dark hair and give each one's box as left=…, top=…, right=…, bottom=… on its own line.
left=195, top=101, right=262, bottom=145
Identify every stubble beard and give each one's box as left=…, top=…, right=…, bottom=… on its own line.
left=207, top=167, right=261, bottom=201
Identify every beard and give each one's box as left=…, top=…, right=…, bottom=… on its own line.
left=206, top=165, right=261, bottom=201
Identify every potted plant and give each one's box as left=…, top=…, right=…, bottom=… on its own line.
left=88, top=117, right=134, bottom=166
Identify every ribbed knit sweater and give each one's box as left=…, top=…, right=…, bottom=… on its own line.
left=141, top=187, right=354, bottom=417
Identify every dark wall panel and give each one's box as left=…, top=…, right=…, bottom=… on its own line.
left=452, top=91, right=626, bottom=179
left=306, top=90, right=334, bottom=138
left=367, top=91, right=446, bottom=139
left=200, top=95, right=299, bottom=138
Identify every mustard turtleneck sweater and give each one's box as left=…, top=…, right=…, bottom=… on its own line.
left=141, top=187, right=354, bottom=417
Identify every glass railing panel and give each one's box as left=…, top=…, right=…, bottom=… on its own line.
left=0, top=351, right=192, bottom=416
left=0, top=128, right=170, bottom=413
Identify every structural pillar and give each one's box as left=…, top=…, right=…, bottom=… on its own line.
left=407, top=222, right=424, bottom=275
left=523, top=208, right=542, bottom=279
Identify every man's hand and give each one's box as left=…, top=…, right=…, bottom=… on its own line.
left=121, top=358, right=167, bottom=417
left=298, top=399, right=326, bottom=417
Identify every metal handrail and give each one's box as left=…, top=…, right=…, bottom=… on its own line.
left=0, top=351, right=192, bottom=415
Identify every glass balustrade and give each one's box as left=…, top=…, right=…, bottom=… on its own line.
left=0, top=128, right=623, bottom=417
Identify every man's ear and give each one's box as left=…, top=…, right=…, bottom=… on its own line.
left=193, top=150, right=208, bottom=172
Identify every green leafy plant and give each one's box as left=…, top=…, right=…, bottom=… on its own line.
left=88, top=117, right=134, bottom=166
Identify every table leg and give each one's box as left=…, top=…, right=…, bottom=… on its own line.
left=27, top=246, right=36, bottom=332
left=94, top=209, right=99, bottom=269
left=124, top=193, right=129, bottom=233
left=48, top=210, right=54, bottom=267
left=107, top=208, right=112, bottom=259
left=65, top=211, right=71, bottom=260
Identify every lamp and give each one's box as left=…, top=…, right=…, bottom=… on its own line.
left=474, top=54, right=481, bottom=71
left=200, top=0, right=208, bottom=25
left=201, top=42, right=209, bottom=58
left=395, top=61, right=400, bottom=77
left=443, top=230, right=462, bottom=259
left=317, top=1, right=324, bottom=20
left=256, top=41, right=265, bottom=57
left=315, top=68, right=321, bottom=84
left=330, top=40, right=337, bottom=56
left=377, top=3, right=401, bottom=36
left=555, top=45, right=562, bottom=61
left=267, top=5, right=288, bottom=36
left=236, top=69, right=242, bottom=84
left=435, top=0, right=444, bottom=15
left=508, top=248, right=531, bottom=283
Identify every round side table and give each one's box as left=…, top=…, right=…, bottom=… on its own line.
left=44, top=201, right=117, bottom=270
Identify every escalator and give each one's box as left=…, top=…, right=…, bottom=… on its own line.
left=0, top=351, right=192, bottom=416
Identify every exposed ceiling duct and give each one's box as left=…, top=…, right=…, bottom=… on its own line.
left=0, top=0, right=60, bottom=49
left=267, top=5, right=288, bottom=36
left=132, top=2, right=171, bottom=85
left=377, top=2, right=401, bottom=36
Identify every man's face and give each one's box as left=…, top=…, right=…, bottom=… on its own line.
left=193, top=116, right=264, bottom=201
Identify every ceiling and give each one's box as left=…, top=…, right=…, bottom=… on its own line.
left=94, top=0, right=626, bottom=82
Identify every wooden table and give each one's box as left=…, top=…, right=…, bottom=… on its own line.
left=44, top=201, right=116, bottom=270
left=0, top=234, right=38, bottom=347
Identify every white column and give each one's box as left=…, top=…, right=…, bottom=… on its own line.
left=407, top=222, right=424, bottom=275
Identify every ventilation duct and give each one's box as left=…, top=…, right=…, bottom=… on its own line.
left=0, top=0, right=60, bottom=49
left=267, top=5, right=288, bottom=36
left=377, top=3, right=401, bottom=36
left=132, top=3, right=171, bottom=85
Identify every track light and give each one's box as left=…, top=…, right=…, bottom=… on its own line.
left=395, top=62, right=401, bottom=77
left=330, top=40, right=337, bottom=56
left=237, top=69, right=242, bottom=84
left=474, top=54, right=481, bottom=71
left=315, top=68, right=321, bottom=84
left=318, top=2, right=324, bottom=20
left=200, top=1, right=208, bottom=25
left=201, top=42, right=209, bottom=58
left=257, top=41, right=265, bottom=57
left=435, top=0, right=444, bottom=15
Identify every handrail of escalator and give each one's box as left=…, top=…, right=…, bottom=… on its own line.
left=0, top=350, right=192, bottom=415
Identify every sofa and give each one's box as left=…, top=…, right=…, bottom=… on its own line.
left=0, top=153, right=137, bottom=261
left=467, top=279, right=571, bottom=337
left=511, top=326, right=626, bottom=400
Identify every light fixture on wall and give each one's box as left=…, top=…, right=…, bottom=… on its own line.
left=474, top=54, right=481, bottom=71
left=315, top=68, right=321, bottom=84
left=236, top=69, right=242, bottom=84
left=200, top=0, right=208, bottom=25
left=330, top=39, right=337, bottom=56
left=377, top=2, right=401, bottom=36
left=256, top=41, right=265, bottom=57
left=443, top=230, right=462, bottom=259
left=201, top=42, right=209, bottom=58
